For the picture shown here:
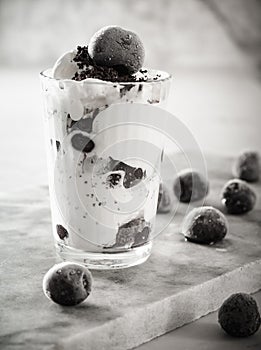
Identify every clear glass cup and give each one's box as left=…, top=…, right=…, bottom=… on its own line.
left=40, top=69, right=171, bottom=269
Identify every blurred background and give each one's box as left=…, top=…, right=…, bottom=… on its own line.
left=0, top=0, right=261, bottom=192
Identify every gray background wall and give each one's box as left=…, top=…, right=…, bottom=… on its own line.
left=0, top=0, right=260, bottom=71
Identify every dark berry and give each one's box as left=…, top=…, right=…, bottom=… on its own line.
left=233, top=151, right=260, bottom=182
left=88, top=26, right=145, bottom=73
left=106, top=173, right=122, bottom=187
left=218, top=293, right=261, bottom=337
left=182, top=206, right=228, bottom=244
left=43, top=262, right=92, bottom=306
left=56, top=224, right=69, bottom=240
left=221, top=179, right=256, bottom=214
left=134, top=167, right=143, bottom=179
left=113, top=161, right=145, bottom=188
left=173, top=169, right=209, bottom=203
left=71, top=133, right=95, bottom=153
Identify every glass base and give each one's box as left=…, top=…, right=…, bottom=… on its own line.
left=55, top=241, right=152, bottom=270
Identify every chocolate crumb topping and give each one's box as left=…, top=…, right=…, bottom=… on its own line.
left=72, top=46, right=146, bottom=83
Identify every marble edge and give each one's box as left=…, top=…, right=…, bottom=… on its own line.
left=56, top=259, right=261, bottom=350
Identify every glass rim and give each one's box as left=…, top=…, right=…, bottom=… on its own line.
left=39, top=68, right=172, bottom=86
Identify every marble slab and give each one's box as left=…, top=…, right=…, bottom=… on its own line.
left=0, top=154, right=261, bottom=350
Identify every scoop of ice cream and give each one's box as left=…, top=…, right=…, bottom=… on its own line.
left=233, top=151, right=260, bottom=182
left=218, top=293, right=261, bottom=337
left=221, top=179, right=256, bottom=214
left=182, top=206, right=228, bottom=244
left=43, top=262, right=92, bottom=306
left=173, top=169, right=209, bottom=203
left=52, top=50, right=78, bottom=79
left=157, top=183, right=172, bottom=213
left=88, top=26, right=145, bottom=74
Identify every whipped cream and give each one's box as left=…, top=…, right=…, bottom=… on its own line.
left=41, top=39, right=171, bottom=255
left=52, top=50, right=78, bottom=80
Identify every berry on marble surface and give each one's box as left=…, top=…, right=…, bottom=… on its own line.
left=221, top=179, right=256, bottom=214
left=182, top=206, right=228, bottom=244
left=233, top=151, right=260, bottom=182
left=218, top=293, right=261, bottom=337
left=43, top=262, right=92, bottom=306
left=173, top=169, right=209, bottom=203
